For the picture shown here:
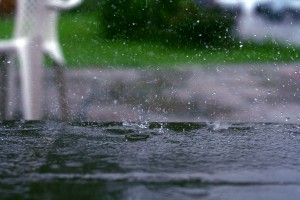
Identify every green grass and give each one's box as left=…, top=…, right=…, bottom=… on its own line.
left=0, top=17, right=13, bottom=39
left=1, top=13, right=300, bottom=68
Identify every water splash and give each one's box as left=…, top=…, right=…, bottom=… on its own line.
left=206, top=121, right=230, bottom=131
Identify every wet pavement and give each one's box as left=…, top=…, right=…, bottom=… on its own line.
left=40, top=63, right=300, bottom=123
left=1, top=121, right=300, bottom=200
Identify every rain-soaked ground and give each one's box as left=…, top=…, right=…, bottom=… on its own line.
left=39, top=64, right=300, bottom=123
left=1, top=120, right=300, bottom=200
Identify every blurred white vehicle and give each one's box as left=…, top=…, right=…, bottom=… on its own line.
left=214, top=0, right=300, bottom=20
left=214, top=0, right=270, bottom=14
left=256, top=0, right=300, bottom=22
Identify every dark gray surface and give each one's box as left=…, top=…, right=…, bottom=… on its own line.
left=1, top=121, right=300, bottom=199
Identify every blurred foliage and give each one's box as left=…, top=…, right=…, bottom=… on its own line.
left=1, top=14, right=300, bottom=67
left=98, top=0, right=236, bottom=48
left=71, top=0, right=101, bottom=13
left=0, top=0, right=15, bottom=17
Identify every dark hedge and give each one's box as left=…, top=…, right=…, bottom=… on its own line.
left=99, top=0, right=237, bottom=48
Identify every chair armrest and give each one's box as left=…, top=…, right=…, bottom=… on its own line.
left=47, top=0, right=83, bottom=11
left=0, top=40, right=15, bottom=52
left=0, top=38, right=30, bottom=53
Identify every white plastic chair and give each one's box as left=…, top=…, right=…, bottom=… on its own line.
left=0, top=0, right=83, bottom=120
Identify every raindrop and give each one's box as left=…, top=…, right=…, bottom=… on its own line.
left=285, top=117, right=290, bottom=122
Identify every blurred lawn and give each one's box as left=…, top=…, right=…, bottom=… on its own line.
left=1, top=13, right=300, bottom=68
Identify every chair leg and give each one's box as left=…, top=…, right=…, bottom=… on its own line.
left=7, top=58, right=22, bottom=119
left=53, top=61, right=69, bottom=121
left=19, top=43, right=44, bottom=120
left=0, top=53, right=8, bottom=120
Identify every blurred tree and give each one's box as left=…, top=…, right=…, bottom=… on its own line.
left=99, top=0, right=182, bottom=40
left=0, top=0, right=15, bottom=17
left=168, top=1, right=235, bottom=47
left=99, top=0, right=236, bottom=48
left=71, top=0, right=101, bottom=13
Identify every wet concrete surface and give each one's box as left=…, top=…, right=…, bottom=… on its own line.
left=1, top=121, right=300, bottom=200
left=41, top=63, right=300, bottom=123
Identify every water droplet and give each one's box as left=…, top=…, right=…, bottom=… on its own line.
left=285, top=117, right=290, bottom=122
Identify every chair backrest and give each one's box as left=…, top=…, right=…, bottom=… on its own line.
left=42, top=9, right=64, bottom=64
left=13, top=0, right=44, bottom=39
left=12, top=0, right=83, bottom=64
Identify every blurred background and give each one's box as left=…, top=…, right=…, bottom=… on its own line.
left=1, top=0, right=300, bottom=122
left=1, top=0, right=300, bottom=68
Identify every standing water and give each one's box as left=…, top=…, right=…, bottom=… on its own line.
left=1, top=121, right=300, bottom=199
